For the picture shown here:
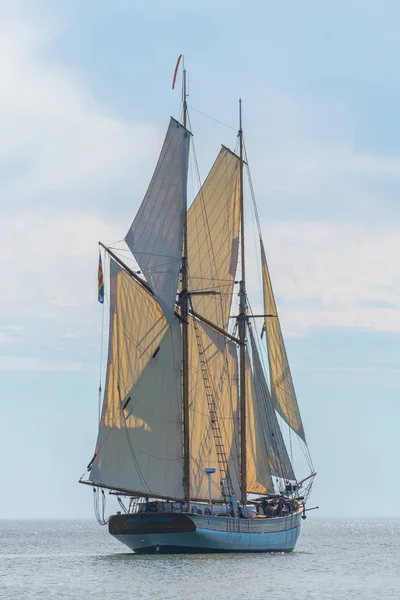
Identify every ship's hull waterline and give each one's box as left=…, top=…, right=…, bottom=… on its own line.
left=109, top=510, right=303, bottom=554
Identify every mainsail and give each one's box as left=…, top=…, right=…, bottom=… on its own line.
left=189, top=318, right=241, bottom=501
left=125, top=118, right=191, bottom=324
left=89, top=259, right=184, bottom=499
left=187, top=147, right=240, bottom=330
left=261, top=239, right=306, bottom=442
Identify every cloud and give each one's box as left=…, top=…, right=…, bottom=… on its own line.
left=250, top=220, right=400, bottom=335
left=241, top=88, right=400, bottom=227
left=0, top=3, right=161, bottom=210
left=0, top=212, right=125, bottom=325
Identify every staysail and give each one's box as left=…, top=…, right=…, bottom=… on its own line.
left=125, top=118, right=191, bottom=324
left=89, top=259, right=184, bottom=499
left=261, top=239, right=306, bottom=442
left=187, top=147, right=240, bottom=330
left=248, top=325, right=296, bottom=482
left=245, top=349, right=274, bottom=494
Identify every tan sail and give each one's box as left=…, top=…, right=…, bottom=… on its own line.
left=89, top=259, right=184, bottom=499
left=189, top=317, right=241, bottom=500
left=187, top=147, right=240, bottom=331
left=261, top=240, right=306, bottom=442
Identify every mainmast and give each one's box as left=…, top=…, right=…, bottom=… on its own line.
left=238, top=99, right=247, bottom=505
left=180, top=64, right=190, bottom=506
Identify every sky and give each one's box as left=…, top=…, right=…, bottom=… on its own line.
left=0, top=0, right=399, bottom=519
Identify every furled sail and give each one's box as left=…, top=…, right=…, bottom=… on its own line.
left=245, top=350, right=274, bottom=495
left=89, top=259, right=184, bottom=499
left=189, top=317, right=241, bottom=501
left=125, top=118, right=191, bottom=324
left=248, top=325, right=296, bottom=481
left=261, top=239, right=306, bottom=442
left=187, top=147, right=240, bottom=330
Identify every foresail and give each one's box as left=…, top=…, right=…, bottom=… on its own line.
left=125, top=117, right=191, bottom=324
left=89, top=259, right=184, bottom=499
left=187, top=147, right=240, bottom=330
left=261, top=240, right=306, bottom=442
left=248, top=325, right=296, bottom=482
left=189, top=317, right=241, bottom=501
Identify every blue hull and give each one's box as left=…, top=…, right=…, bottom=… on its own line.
left=109, top=512, right=302, bottom=554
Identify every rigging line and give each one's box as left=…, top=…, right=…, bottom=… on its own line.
left=296, top=433, right=315, bottom=472
left=107, top=246, right=132, bottom=253
left=289, top=426, right=294, bottom=471
left=98, top=249, right=106, bottom=425
left=243, top=140, right=262, bottom=238
left=248, top=174, right=265, bottom=332
left=121, top=251, right=181, bottom=262
left=187, top=105, right=237, bottom=131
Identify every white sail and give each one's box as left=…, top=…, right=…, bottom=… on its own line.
left=89, top=259, right=183, bottom=499
left=187, top=147, right=240, bottom=330
left=261, top=239, right=306, bottom=442
left=189, top=317, right=241, bottom=501
left=125, top=118, right=191, bottom=324
left=248, top=325, right=296, bottom=482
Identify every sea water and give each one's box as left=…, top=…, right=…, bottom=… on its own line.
left=0, top=519, right=398, bottom=599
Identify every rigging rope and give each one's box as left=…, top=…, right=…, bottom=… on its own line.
left=93, top=487, right=109, bottom=526
left=98, top=247, right=107, bottom=425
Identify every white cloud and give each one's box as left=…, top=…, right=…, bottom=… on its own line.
left=0, top=211, right=125, bottom=321
left=0, top=4, right=161, bottom=205
left=250, top=220, right=400, bottom=335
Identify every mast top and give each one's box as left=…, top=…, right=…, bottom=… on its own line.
left=172, top=54, right=188, bottom=128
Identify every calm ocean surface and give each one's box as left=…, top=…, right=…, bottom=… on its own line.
left=0, top=519, right=398, bottom=599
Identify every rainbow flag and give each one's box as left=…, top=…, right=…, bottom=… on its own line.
left=98, top=252, right=104, bottom=304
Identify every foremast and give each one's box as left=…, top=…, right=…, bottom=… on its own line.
left=238, top=99, right=247, bottom=505
left=180, top=64, right=190, bottom=506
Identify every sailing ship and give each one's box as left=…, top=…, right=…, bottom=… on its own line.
left=80, top=60, right=316, bottom=554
